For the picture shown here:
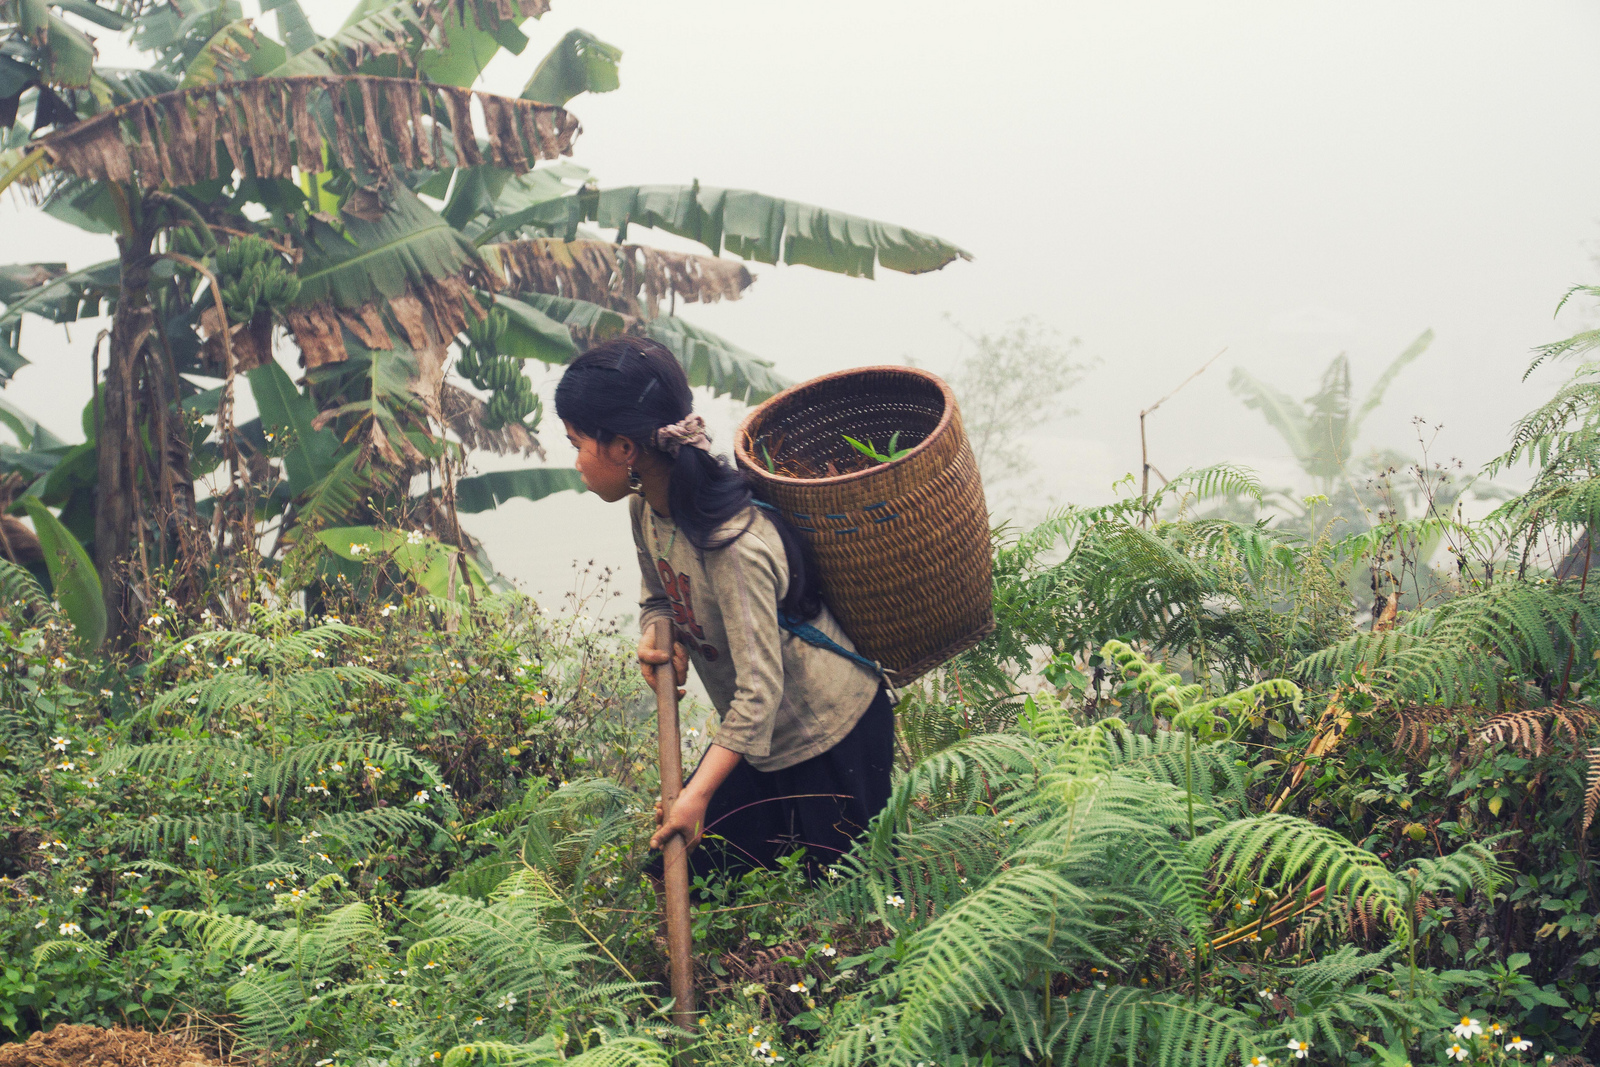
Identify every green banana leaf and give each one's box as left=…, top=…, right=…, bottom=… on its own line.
left=520, top=182, right=972, bottom=278
left=644, top=314, right=788, bottom=404
left=315, top=525, right=490, bottom=601
left=274, top=0, right=532, bottom=82
left=179, top=18, right=285, bottom=86
left=463, top=162, right=592, bottom=244
left=0, top=394, right=67, bottom=451
left=450, top=468, right=585, bottom=512
left=294, top=184, right=483, bottom=310
left=0, top=263, right=66, bottom=303
left=1353, top=329, right=1434, bottom=433
left=247, top=360, right=339, bottom=495
left=53, top=0, right=132, bottom=31
left=22, top=496, right=105, bottom=649
left=259, top=0, right=318, bottom=55
left=521, top=28, right=621, bottom=106
left=0, top=257, right=120, bottom=381
left=506, top=290, right=787, bottom=403
left=493, top=294, right=579, bottom=363
left=1228, top=367, right=1317, bottom=476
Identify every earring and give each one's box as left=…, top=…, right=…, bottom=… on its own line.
left=628, top=468, right=643, bottom=495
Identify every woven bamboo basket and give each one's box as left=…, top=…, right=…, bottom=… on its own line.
left=734, top=366, right=993, bottom=683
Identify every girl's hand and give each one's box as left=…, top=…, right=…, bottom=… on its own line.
left=638, top=635, right=688, bottom=696
left=650, top=788, right=709, bottom=852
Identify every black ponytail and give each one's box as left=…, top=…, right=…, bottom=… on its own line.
left=554, top=338, right=822, bottom=621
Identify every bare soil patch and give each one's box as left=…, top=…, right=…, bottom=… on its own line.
left=0, top=1026, right=222, bottom=1067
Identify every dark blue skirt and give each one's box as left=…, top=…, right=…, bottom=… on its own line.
left=656, top=686, right=895, bottom=883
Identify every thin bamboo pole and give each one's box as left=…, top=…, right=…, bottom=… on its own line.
left=651, top=618, right=696, bottom=1030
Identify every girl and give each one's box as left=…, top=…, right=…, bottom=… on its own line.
left=554, top=337, right=894, bottom=880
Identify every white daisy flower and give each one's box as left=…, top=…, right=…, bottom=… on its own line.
left=1507, top=1036, right=1533, bottom=1053
left=1452, top=1017, right=1484, bottom=1039
left=497, top=992, right=517, bottom=1010
left=1446, top=1043, right=1469, bottom=1062
left=135, top=905, right=154, bottom=917
left=59, top=922, right=82, bottom=936
left=885, top=894, right=904, bottom=908
left=1286, top=1038, right=1311, bottom=1059
left=407, top=530, right=424, bottom=545
left=51, top=736, right=69, bottom=751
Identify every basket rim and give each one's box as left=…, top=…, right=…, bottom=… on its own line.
left=734, top=365, right=956, bottom=490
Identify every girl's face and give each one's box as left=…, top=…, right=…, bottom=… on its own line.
left=564, top=420, right=637, bottom=502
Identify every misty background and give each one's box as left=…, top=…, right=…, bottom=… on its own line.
left=6, top=1, right=1598, bottom=607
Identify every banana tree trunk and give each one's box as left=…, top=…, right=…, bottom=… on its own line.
left=96, top=229, right=153, bottom=643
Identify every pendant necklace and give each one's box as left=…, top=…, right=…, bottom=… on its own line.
left=646, top=505, right=679, bottom=564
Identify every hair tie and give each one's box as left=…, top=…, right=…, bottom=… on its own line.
left=655, top=414, right=711, bottom=457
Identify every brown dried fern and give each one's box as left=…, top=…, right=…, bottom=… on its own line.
left=1585, top=745, right=1600, bottom=834
left=1477, top=705, right=1600, bottom=757
left=1389, top=705, right=1466, bottom=760
left=1478, top=708, right=1549, bottom=755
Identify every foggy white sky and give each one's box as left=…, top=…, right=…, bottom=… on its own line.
left=5, top=1, right=1599, bottom=605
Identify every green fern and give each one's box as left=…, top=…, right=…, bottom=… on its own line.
left=807, top=643, right=1504, bottom=1066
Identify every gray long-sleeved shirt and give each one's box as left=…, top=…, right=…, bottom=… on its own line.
left=630, top=496, right=881, bottom=772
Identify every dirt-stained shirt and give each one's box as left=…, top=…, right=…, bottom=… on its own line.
left=630, top=496, right=881, bottom=772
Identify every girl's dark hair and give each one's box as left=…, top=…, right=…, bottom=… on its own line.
left=554, top=337, right=822, bottom=620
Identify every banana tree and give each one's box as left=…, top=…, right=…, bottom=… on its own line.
left=1228, top=330, right=1434, bottom=498
left=0, top=0, right=971, bottom=641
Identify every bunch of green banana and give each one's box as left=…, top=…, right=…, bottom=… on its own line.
left=215, top=235, right=300, bottom=324
left=457, top=309, right=540, bottom=431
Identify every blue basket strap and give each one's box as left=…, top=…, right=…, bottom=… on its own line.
left=777, top=611, right=884, bottom=676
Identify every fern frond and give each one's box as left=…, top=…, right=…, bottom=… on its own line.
left=119, top=812, right=268, bottom=860
left=1161, top=463, right=1264, bottom=505
left=1277, top=946, right=1417, bottom=1055
left=1587, top=745, right=1600, bottom=834
left=161, top=908, right=286, bottom=959
left=1398, top=843, right=1506, bottom=900
left=32, top=936, right=109, bottom=966
left=1105, top=729, right=1250, bottom=808
left=1190, top=814, right=1404, bottom=932
left=1051, top=986, right=1264, bottom=1067
left=0, top=558, right=56, bottom=619
left=443, top=1037, right=565, bottom=1067
left=894, top=865, right=1114, bottom=1062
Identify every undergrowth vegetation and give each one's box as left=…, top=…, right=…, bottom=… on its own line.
left=8, top=302, right=1600, bottom=1067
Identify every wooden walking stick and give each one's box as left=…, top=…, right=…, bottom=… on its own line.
left=650, top=619, right=696, bottom=1030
